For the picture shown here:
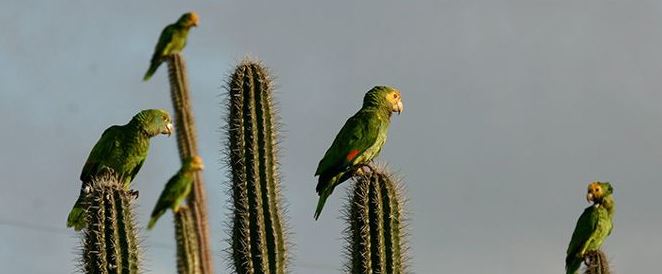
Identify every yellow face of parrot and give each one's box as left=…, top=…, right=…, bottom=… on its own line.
left=384, top=89, right=403, bottom=114
left=586, top=181, right=606, bottom=203
left=182, top=12, right=200, bottom=27
left=187, top=155, right=205, bottom=171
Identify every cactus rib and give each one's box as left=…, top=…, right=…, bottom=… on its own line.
left=81, top=175, right=140, bottom=274
left=166, top=53, right=212, bottom=274
left=345, top=169, right=407, bottom=274
left=226, top=58, right=288, bottom=274
left=175, top=207, right=201, bottom=274
left=583, top=250, right=611, bottom=274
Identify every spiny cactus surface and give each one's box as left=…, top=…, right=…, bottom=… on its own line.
left=225, top=59, right=288, bottom=274
left=166, top=53, right=213, bottom=274
left=80, top=175, right=140, bottom=274
left=345, top=169, right=408, bottom=274
left=175, top=207, right=201, bottom=274
left=583, top=250, right=611, bottom=274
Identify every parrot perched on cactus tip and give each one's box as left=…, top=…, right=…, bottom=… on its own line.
left=314, top=86, right=403, bottom=220
left=565, top=181, right=615, bottom=274
left=147, top=156, right=204, bottom=230
left=66, top=109, right=173, bottom=231
left=143, top=11, right=199, bottom=81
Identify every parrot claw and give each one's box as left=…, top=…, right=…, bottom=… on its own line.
left=365, top=163, right=376, bottom=172
left=354, top=164, right=375, bottom=176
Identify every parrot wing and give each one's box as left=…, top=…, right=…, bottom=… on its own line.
left=123, top=159, right=145, bottom=188
left=143, top=25, right=178, bottom=81
left=315, top=110, right=382, bottom=177
left=80, top=126, right=122, bottom=182
left=565, top=205, right=599, bottom=273
left=155, top=25, right=178, bottom=58
left=567, top=206, right=599, bottom=255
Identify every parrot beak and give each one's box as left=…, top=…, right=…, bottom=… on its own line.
left=586, top=193, right=594, bottom=203
left=164, top=122, right=174, bottom=137
left=395, top=101, right=403, bottom=115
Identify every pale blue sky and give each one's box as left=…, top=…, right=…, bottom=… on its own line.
left=2, top=1, right=662, bottom=273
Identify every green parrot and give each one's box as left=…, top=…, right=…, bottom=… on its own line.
left=66, top=109, right=173, bottom=231
left=565, top=181, right=615, bottom=274
left=147, top=155, right=204, bottom=230
left=143, top=11, right=199, bottom=81
left=314, top=86, right=403, bottom=220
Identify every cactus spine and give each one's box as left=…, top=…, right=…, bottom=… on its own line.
left=166, top=53, right=213, bottom=274
left=225, top=59, right=287, bottom=274
left=175, top=207, right=201, bottom=274
left=81, top=175, right=140, bottom=274
left=345, top=169, right=407, bottom=274
left=583, top=250, right=610, bottom=274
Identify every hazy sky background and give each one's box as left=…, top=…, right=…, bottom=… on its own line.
left=2, top=1, right=662, bottom=273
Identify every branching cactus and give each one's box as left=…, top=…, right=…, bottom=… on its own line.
left=224, top=58, right=288, bottom=274
left=166, top=53, right=213, bottom=274
left=80, top=175, right=140, bottom=274
left=344, top=168, right=408, bottom=274
left=175, top=207, right=201, bottom=274
left=583, top=250, right=611, bottom=274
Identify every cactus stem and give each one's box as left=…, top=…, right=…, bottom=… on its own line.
left=225, top=58, right=288, bottom=274
left=166, top=53, right=213, bottom=274
left=344, top=167, right=408, bottom=274
left=80, top=174, right=141, bottom=274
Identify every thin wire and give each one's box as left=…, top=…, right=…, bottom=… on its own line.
left=0, top=218, right=174, bottom=250
left=0, top=218, right=339, bottom=270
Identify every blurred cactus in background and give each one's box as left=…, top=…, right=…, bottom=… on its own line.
left=166, top=53, right=213, bottom=274
left=344, top=168, right=408, bottom=274
left=223, top=58, right=288, bottom=274
left=80, top=175, right=140, bottom=274
left=175, top=207, right=201, bottom=274
left=583, top=250, right=610, bottom=274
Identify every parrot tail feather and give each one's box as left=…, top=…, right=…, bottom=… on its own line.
left=67, top=198, right=87, bottom=231
left=143, top=60, right=161, bottom=81
left=147, top=209, right=165, bottom=230
left=314, top=187, right=334, bottom=220
left=565, top=255, right=582, bottom=274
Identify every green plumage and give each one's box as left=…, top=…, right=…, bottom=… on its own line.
left=314, top=86, right=403, bottom=220
left=67, top=109, right=173, bottom=231
left=566, top=182, right=615, bottom=274
left=143, top=12, right=199, bottom=81
left=148, top=156, right=204, bottom=230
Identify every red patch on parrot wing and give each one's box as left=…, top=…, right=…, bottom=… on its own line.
left=346, top=149, right=360, bottom=161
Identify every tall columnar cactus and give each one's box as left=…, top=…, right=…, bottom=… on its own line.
left=225, top=59, right=288, bottom=274
left=166, top=53, right=213, bottom=274
left=345, top=169, right=408, bottom=274
left=80, top=175, right=140, bottom=274
left=583, top=250, right=611, bottom=274
left=175, top=207, right=201, bottom=274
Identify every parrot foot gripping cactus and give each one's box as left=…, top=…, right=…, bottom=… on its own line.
left=344, top=167, right=409, bottom=274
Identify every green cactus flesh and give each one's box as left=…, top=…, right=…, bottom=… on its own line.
left=346, top=170, right=406, bottom=274
left=81, top=176, right=140, bottom=274
left=166, top=53, right=213, bottom=274
left=226, top=59, right=287, bottom=274
left=175, top=207, right=201, bottom=274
